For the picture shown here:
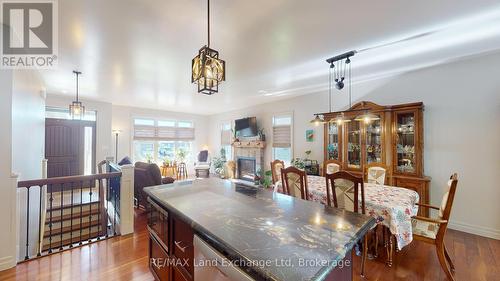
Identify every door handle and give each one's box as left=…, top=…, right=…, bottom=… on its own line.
left=174, top=240, right=189, bottom=253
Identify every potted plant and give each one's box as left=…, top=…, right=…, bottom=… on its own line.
left=291, top=158, right=305, bottom=169
left=212, top=155, right=226, bottom=178
left=176, top=148, right=187, bottom=163
left=220, top=147, right=227, bottom=162
left=256, top=169, right=273, bottom=188
left=145, top=153, right=153, bottom=164
left=304, top=150, right=312, bottom=160
left=258, top=128, right=266, bottom=141
left=231, top=128, right=239, bottom=143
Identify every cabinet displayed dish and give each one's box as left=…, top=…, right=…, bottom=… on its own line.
left=323, top=101, right=430, bottom=216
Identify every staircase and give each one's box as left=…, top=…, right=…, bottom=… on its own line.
left=42, top=188, right=106, bottom=251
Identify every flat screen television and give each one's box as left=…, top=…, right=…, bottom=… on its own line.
left=235, top=117, right=257, bottom=137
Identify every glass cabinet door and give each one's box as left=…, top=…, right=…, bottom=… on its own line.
left=327, top=122, right=340, bottom=160
left=347, top=121, right=361, bottom=169
left=396, top=112, right=416, bottom=173
left=365, top=116, right=382, bottom=164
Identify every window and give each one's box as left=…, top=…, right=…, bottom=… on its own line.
left=272, top=113, right=293, bottom=165
left=157, top=120, right=176, bottom=127
left=177, top=121, right=193, bottom=128
left=221, top=121, right=232, bottom=161
left=133, top=118, right=195, bottom=164
left=134, top=118, right=155, bottom=126
left=46, top=106, right=96, bottom=121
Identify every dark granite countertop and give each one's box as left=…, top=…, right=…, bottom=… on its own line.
left=144, top=178, right=375, bottom=281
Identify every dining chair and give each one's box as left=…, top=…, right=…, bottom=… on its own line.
left=411, top=173, right=459, bottom=281
left=365, top=163, right=390, bottom=185
left=270, top=160, right=285, bottom=191
left=322, top=159, right=342, bottom=176
left=325, top=171, right=369, bottom=277
left=281, top=166, right=309, bottom=200
left=364, top=163, right=390, bottom=258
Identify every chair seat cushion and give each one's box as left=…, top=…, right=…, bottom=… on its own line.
left=412, top=218, right=439, bottom=239
left=195, top=164, right=210, bottom=170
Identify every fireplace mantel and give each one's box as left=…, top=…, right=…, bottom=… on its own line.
left=232, top=140, right=266, bottom=148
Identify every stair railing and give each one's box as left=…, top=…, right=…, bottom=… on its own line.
left=16, top=170, right=126, bottom=261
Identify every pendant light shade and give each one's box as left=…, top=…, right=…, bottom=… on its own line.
left=354, top=111, right=380, bottom=124
left=69, top=70, right=85, bottom=120
left=331, top=112, right=351, bottom=125
left=310, top=114, right=325, bottom=126
left=192, top=0, right=225, bottom=95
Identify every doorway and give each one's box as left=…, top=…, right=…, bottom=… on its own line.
left=45, top=118, right=96, bottom=178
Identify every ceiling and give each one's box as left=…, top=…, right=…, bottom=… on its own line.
left=42, top=0, right=500, bottom=115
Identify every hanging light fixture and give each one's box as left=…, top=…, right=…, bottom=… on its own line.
left=191, top=0, right=225, bottom=95
left=310, top=114, right=325, bottom=126
left=327, top=52, right=356, bottom=125
left=354, top=110, right=380, bottom=124
left=69, top=70, right=85, bottom=120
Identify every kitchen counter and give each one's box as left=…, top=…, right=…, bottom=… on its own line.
left=144, top=178, right=375, bottom=281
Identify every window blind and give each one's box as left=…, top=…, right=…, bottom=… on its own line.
left=273, top=125, right=291, bottom=148
left=134, top=125, right=195, bottom=141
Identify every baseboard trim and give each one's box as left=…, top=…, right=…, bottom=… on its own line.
left=0, top=256, right=16, bottom=271
left=448, top=221, right=500, bottom=240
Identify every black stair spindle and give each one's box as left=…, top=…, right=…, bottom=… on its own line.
left=105, top=177, right=109, bottom=238
left=24, top=186, right=30, bottom=260
left=48, top=184, right=53, bottom=253
left=59, top=183, right=63, bottom=250
left=37, top=185, right=43, bottom=257
left=97, top=179, right=101, bottom=240
left=113, top=176, right=117, bottom=236
left=79, top=180, right=83, bottom=245
left=88, top=179, right=93, bottom=242
left=69, top=182, right=74, bottom=247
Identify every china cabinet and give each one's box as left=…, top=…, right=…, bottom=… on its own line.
left=323, top=101, right=430, bottom=216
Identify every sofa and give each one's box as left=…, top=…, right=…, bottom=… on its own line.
left=134, top=162, right=175, bottom=208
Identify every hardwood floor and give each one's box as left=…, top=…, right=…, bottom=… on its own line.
left=1, top=210, right=498, bottom=281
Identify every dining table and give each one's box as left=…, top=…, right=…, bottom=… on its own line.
left=278, top=175, right=419, bottom=251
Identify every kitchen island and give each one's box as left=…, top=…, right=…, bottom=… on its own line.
left=144, top=178, right=375, bottom=281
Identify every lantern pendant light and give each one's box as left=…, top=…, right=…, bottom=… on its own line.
left=191, top=0, right=226, bottom=95
left=69, top=70, right=85, bottom=120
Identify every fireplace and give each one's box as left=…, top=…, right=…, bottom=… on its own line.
left=237, top=157, right=256, bottom=182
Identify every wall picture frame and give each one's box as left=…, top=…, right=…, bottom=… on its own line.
left=306, top=129, right=314, bottom=142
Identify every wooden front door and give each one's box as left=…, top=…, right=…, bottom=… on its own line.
left=45, top=118, right=96, bottom=178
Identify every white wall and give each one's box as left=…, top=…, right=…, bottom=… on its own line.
left=11, top=70, right=46, bottom=260
left=112, top=105, right=209, bottom=173
left=0, top=69, right=15, bottom=270
left=208, top=92, right=328, bottom=169
left=208, top=51, right=500, bottom=239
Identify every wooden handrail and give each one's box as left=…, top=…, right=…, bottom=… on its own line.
left=17, top=172, right=122, bottom=188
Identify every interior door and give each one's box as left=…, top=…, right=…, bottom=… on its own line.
left=45, top=118, right=96, bottom=178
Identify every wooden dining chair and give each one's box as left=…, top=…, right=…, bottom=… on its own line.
left=322, top=159, right=342, bottom=176
left=281, top=166, right=309, bottom=200
left=412, top=173, right=459, bottom=281
left=364, top=163, right=391, bottom=185
left=271, top=160, right=285, bottom=184
left=325, top=171, right=369, bottom=277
